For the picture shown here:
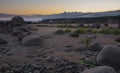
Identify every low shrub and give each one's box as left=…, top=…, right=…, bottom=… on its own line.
left=57, top=24, right=77, bottom=28
left=99, top=28, right=120, bottom=35
left=74, top=28, right=87, bottom=34
left=112, top=29, right=120, bottom=35
left=70, top=30, right=79, bottom=37
left=64, top=28, right=72, bottom=33
left=82, top=38, right=91, bottom=48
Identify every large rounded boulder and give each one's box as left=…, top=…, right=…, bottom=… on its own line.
left=11, top=16, right=25, bottom=26
left=82, top=66, right=116, bottom=73
left=97, top=45, right=120, bottom=68
left=21, top=35, right=43, bottom=46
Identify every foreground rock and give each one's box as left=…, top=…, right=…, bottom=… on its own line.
left=12, top=27, right=31, bottom=41
left=0, top=58, right=84, bottom=73
left=97, top=45, right=120, bottom=68
left=88, top=42, right=102, bottom=51
left=0, top=63, right=10, bottom=72
left=21, top=35, right=43, bottom=46
left=82, top=66, right=116, bottom=73
left=0, top=38, right=7, bottom=44
left=12, top=27, right=31, bottom=34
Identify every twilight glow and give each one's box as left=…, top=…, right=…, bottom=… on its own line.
left=0, top=0, right=120, bottom=15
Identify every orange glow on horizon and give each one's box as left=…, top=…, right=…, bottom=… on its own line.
left=0, top=0, right=120, bottom=15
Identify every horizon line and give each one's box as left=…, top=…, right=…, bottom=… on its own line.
left=0, top=9, right=120, bottom=16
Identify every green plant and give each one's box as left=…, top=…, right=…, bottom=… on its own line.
left=99, top=28, right=120, bottom=35
left=70, top=30, right=79, bottom=37
left=57, top=24, right=77, bottom=28
left=64, top=28, right=72, bottom=33
left=66, top=25, right=77, bottom=28
left=74, top=28, right=87, bottom=34
left=112, top=29, right=120, bottom=35
left=78, top=60, right=86, bottom=65
left=37, top=25, right=49, bottom=27
left=78, top=60, right=96, bottom=68
left=82, top=38, right=91, bottom=48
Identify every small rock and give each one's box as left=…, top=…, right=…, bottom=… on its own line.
left=0, top=55, right=3, bottom=58
left=0, top=38, right=7, bottom=44
left=34, top=70, right=40, bottom=73
left=0, top=63, right=10, bottom=72
left=54, top=29, right=64, bottom=35
left=87, top=34, right=96, bottom=39
left=88, top=42, right=102, bottom=51
left=64, top=48, right=73, bottom=52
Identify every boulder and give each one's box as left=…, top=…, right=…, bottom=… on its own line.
left=17, top=33, right=27, bottom=41
left=11, top=16, right=25, bottom=26
left=12, top=27, right=31, bottom=41
left=12, top=27, right=31, bottom=35
left=82, top=66, right=116, bottom=73
left=11, top=30, right=29, bottom=41
left=12, top=30, right=25, bottom=36
left=55, top=29, right=64, bottom=34
left=13, top=27, right=30, bottom=32
left=0, top=38, right=7, bottom=44
left=88, top=42, right=102, bottom=51
left=21, top=35, right=43, bottom=46
left=97, top=45, right=120, bottom=68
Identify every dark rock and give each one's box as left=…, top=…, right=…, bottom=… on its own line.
left=64, top=48, right=73, bottom=52
left=88, top=42, right=102, bottom=51
left=117, top=43, right=120, bottom=47
left=21, top=35, right=44, bottom=46
left=0, top=63, right=10, bottom=72
left=0, top=55, right=3, bottom=58
left=17, top=33, right=26, bottom=41
left=11, top=16, right=25, bottom=26
left=34, top=70, right=40, bottom=73
left=55, top=29, right=64, bottom=34
left=97, top=45, right=120, bottom=68
left=13, top=27, right=31, bottom=35
left=82, top=66, right=116, bottom=73
left=12, top=27, right=31, bottom=41
left=0, top=38, right=7, bottom=44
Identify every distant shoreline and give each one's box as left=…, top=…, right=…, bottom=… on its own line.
left=0, top=17, right=42, bottom=22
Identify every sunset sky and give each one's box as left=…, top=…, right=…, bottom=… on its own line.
left=0, top=0, right=120, bottom=15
